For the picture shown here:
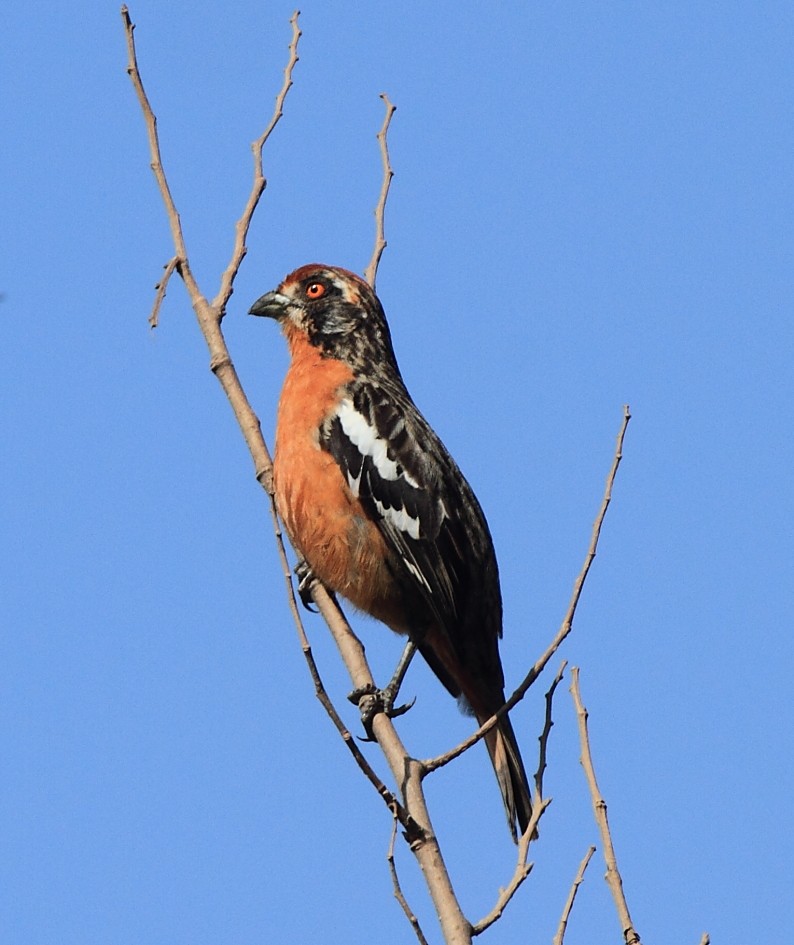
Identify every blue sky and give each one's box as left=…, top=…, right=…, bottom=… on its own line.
left=3, top=3, right=793, bottom=943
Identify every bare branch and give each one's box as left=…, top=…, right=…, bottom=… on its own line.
left=121, top=6, right=201, bottom=302
left=364, top=93, right=396, bottom=290
left=388, top=814, right=430, bottom=945
left=570, top=667, right=641, bottom=945
left=148, top=255, right=179, bottom=328
left=471, top=797, right=551, bottom=936
left=213, top=11, right=302, bottom=313
left=425, top=405, right=631, bottom=775
left=535, top=660, right=567, bottom=800
left=553, top=846, right=596, bottom=945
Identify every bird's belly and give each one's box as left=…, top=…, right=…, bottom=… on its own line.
left=275, top=437, right=408, bottom=633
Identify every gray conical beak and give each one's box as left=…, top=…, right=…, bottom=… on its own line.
left=249, top=290, right=291, bottom=319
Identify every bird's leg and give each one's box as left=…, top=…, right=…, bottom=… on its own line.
left=380, top=639, right=417, bottom=710
left=294, top=559, right=319, bottom=612
left=348, top=640, right=417, bottom=740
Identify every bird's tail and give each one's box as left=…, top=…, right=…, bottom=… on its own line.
left=480, top=711, right=533, bottom=842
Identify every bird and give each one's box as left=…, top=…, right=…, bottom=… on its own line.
left=250, top=264, right=532, bottom=840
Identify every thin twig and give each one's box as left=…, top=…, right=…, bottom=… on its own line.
left=425, top=405, right=631, bottom=775
left=570, top=668, right=641, bottom=945
left=363, top=93, right=396, bottom=290
left=553, top=846, right=596, bottom=945
left=121, top=6, right=201, bottom=302
left=213, top=11, right=302, bottom=314
left=148, top=255, right=179, bottom=328
left=388, top=813, right=430, bottom=945
left=535, top=660, right=567, bottom=801
left=471, top=797, right=551, bottom=936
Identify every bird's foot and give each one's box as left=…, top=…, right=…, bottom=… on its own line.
left=294, top=560, right=318, bottom=612
left=348, top=683, right=416, bottom=741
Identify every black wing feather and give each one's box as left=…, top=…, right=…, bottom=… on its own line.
left=321, top=378, right=503, bottom=688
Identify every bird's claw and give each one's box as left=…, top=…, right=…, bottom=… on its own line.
left=348, top=683, right=416, bottom=741
left=294, top=560, right=318, bottom=612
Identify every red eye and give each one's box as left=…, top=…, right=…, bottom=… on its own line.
left=305, top=282, right=326, bottom=300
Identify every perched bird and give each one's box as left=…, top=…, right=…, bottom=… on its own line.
left=250, top=265, right=532, bottom=840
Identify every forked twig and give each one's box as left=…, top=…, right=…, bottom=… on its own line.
left=213, top=11, right=302, bottom=313
left=570, top=667, right=641, bottom=945
left=123, top=5, right=301, bottom=321
left=553, top=846, right=596, bottom=945
left=364, top=93, right=396, bottom=289
left=425, top=405, right=631, bottom=775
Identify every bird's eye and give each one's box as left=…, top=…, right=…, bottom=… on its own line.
left=305, top=282, right=326, bottom=300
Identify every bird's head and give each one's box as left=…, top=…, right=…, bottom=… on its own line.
left=249, top=264, right=399, bottom=370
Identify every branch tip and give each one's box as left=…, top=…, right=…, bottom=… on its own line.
left=364, top=93, right=397, bottom=289
left=553, top=846, right=596, bottom=945
left=534, top=659, right=567, bottom=799
left=147, top=256, right=179, bottom=328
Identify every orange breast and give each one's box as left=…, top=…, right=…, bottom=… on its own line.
left=274, top=331, right=407, bottom=632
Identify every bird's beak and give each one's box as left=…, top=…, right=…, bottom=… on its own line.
left=249, top=290, right=291, bottom=320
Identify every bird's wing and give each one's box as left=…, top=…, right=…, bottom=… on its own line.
left=320, top=379, right=493, bottom=646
